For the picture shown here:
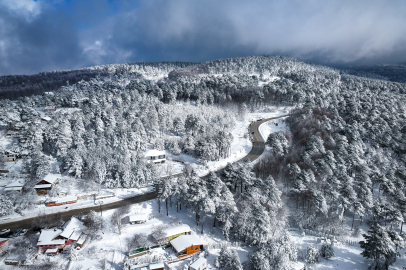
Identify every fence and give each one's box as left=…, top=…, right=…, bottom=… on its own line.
left=301, top=228, right=360, bottom=247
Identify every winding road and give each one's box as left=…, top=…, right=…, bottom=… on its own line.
left=0, top=114, right=289, bottom=231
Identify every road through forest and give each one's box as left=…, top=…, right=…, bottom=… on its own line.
left=0, top=114, right=289, bottom=231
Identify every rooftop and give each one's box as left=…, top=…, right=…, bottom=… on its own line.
left=145, top=149, right=166, bottom=157
left=149, top=262, right=165, bottom=269
left=49, top=195, right=77, bottom=205
left=37, top=229, right=65, bottom=246
left=34, top=184, right=52, bottom=189
left=42, top=174, right=60, bottom=184
left=5, top=179, right=25, bottom=188
left=170, top=234, right=202, bottom=253
left=190, top=257, right=207, bottom=268
left=163, top=224, right=191, bottom=238
left=60, top=217, right=86, bottom=240
left=129, top=213, right=148, bottom=222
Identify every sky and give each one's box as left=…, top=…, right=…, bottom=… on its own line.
left=0, top=0, right=405, bottom=76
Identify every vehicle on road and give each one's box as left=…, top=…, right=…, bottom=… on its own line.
left=11, top=228, right=22, bottom=237
left=19, top=229, right=28, bottom=236
left=0, top=228, right=11, bottom=237
left=252, top=132, right=255, bottom=134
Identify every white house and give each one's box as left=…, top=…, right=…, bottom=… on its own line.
left=189, top=257, right=207, bottom=270
left=4, top=179, right=25, bottom=194
left=129, top=213, right=149, bottom=225
left=145, top=150, right=166, bottom=164
left=2, top=150, right=17, bottom=162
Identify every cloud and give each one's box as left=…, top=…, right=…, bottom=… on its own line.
left=1, top=0, right=406, bottom=75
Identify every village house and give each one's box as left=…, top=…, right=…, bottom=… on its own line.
left=145, top=149, right=166, bottom=164
left=129, top=213, right=148, bottom=225
left=34, top=174, right=60, bottom=195
left=4, top=179, right=25, bottom=194
left=41, top=116, right=52, bottom=122
left=37, top=229, right=66, bottom=252
left=189, top=257, right=207, bottom=270
left=170, top=235, right=203, bottom=258
left=2, top=150, right=17, bottom=162
left=46, top=195, right=78, bottom=207
left=37, top=217, right=88, bottom=253
left=0, top=238, right=9, bottom=251
left=155, top=224, right=191, bottom=243
left=44, top=106, right=56, bottom=111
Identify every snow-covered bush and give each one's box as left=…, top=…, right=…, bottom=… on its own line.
left=305, top=245, right=319, bottom=264
left=319, top=243, right=334, bottom=259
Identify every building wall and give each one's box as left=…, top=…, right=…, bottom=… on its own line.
left=177, top=244, right=202, bottom=258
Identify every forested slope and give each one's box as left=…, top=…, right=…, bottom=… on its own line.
left=1, top=56, right=406, bottom=269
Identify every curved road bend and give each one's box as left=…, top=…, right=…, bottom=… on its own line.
left=0, top=114, right=290, bottom=231
left=242, top=114, right=290, bottom=162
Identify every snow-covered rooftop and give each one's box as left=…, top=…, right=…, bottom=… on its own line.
left=4, top=187, right=22, bottom=191
left=5, top=179, right=25, bottom=188
left=41, top=116, right=52, bottom=121
left=42, top=174, right=60, bottom=184
left=37, top=229, right=65, bottom=246
left=129, top=213, right=148, bottom=222
left=49, top=195, right=77, bottom=205
left=163, top=224, right=191, bottom=238
left=0, top=238, right=8, bottom=243
left=190, top=257, right=207, bottom=269
left=145, top=149, right=166, bottom=157
left=34, top=184, right=52, bottom=189
left=45, top=248, right=58, bottom=253
left=77, top=234, right=87, bottom=245
left=149, top=262, right=164, bottom=269
left=170, top=234, right=202, bottom=253
left=60, top=217, right=86, bottom=240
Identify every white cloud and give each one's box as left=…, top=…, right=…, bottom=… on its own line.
left=0, top=0, right=41, bottom=20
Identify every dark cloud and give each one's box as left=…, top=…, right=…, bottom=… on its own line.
left=1, top=0, right=406, bottom=75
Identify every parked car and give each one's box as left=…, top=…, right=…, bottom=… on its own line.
left=0, top=228, right=11, bottom=237
left=19, top=229, right=28, bottom=236
left=11, top=229, right=22, bottom=237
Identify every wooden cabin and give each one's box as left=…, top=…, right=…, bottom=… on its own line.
left=34, top=174, right=60, bottom=195
left=170, top=235, right=203, bottom=258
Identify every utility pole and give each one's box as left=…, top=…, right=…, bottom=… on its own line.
left=98, top=200, right=104, bottom=216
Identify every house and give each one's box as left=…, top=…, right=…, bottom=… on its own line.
left=34, top=174, right=60, bottom=195
left=44, top=106, right=56, bottom=111
left=41, top=116, right=52, bottom=122
left=149, top=262, right=164, bottom=270
left=4, top=179, right=25, bottom=194
left=189, top=257, right=207, bottom=270
left=170, top=235, right=203, bottom=258
left=145, top=150, right=166, bottom=164
left=37, top=229, right=66, bottom=251
left=37, top=217, right=88, bottom=252
left=59, top=217, right=87, bottom=246
left=45, top=248, right=58, bottom=256
left=155, top=224, right=191, bottom=243
left=46, top=195, right=77, bottom=207
left=129, top=213, right=148, bottom=225
left=2, top=150, right=17, bottom=162
left=0, top=238, right=9, bottom=251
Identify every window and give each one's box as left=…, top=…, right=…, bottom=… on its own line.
left=178, top=250, right=187, bottom=256
left=195, top=247, right=199, bottom=251
left=158, top=155, right=165, bottom=159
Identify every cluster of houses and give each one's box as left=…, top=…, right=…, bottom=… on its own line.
left=37, top=217, right=88, bottom=255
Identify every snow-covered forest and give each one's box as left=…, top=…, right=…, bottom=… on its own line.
left=1, top=56, right=406, bottom=269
